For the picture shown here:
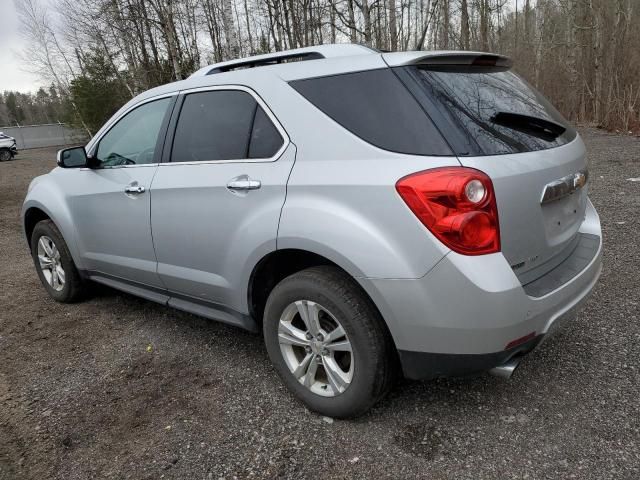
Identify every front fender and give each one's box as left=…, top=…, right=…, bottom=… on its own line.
left=22, top=175, right=84, bottom=270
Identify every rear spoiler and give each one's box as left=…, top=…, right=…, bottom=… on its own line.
left=382, top=51, right=513, bottom=69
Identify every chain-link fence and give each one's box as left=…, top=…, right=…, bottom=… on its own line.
left=0, top=123, right=88, bottom=150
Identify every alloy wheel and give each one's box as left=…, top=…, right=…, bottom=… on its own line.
left=278, top=300, right=354, bottom=397
left=37, top=235, right=65, bottom=291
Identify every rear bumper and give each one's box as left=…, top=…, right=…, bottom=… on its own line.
left=360, top=200, right=602, bottom=379
left=399, top=335, right=543, bottom=380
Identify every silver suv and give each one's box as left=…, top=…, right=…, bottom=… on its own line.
left=22, top=44, right=602, bottom=418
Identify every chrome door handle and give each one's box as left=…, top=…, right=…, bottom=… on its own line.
left=124, top=184, right=145, bottom=195
left=226, top=176, right=261, bottom=191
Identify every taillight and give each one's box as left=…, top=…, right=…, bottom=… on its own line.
left=396, top=167, right=500, bottom=255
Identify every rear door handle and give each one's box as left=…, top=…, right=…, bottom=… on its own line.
left=226, top=176, right=261, bottom=192
left=124, top=183, right=145, bottom=195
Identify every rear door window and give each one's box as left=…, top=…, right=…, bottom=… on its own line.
left=403, top=66, right=577, bottom=156
left=290, top=69, right=452, bottom=156
left=171, top=90, right=284, bottom=162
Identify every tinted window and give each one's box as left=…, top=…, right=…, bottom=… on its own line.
left=407, top=66, right=577, bottom=156
left=96, top=97, right=172, bottom=167
left=290, top=69, right=452, bottom=156
left=172, top=90, right=283, bottom=162
left=249, top=106, right=283, bottom=158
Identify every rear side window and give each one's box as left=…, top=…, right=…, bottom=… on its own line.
left=171, top=90, right=284, bottom=162
left=290, top=69, right=452, bottom=156
left=404, top=66, right=577, bottom=156
left=249, top=107, right=283, bottom=158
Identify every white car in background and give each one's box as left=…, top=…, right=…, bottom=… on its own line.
left=0, top=132, right=18, bottom=161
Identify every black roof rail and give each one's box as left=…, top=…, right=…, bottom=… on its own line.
left=189, top=44, right=378, bottom=78
left=206, top=52, right=325, bottom=75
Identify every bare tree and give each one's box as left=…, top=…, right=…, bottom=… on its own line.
left=17, top=0, right=92, bottom=135
left=15, top=0, right=640, bottom=133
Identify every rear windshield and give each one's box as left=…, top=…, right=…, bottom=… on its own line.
left=403, top=66, right=577, bottom=156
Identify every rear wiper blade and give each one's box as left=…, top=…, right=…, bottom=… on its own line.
left=491, top=112, right=566, bottom=141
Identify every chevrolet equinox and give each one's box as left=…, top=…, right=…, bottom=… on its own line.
left=22, top=44, right=603, bottom=418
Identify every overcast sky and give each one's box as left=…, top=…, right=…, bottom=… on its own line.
left=0, top=0, right=45, bottom=93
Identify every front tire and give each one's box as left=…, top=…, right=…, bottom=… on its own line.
left=30, top=220, right=86, bottom=303
left=0, top=149, right=12, bottom=161
left=263, top=266, right=396, bottom=418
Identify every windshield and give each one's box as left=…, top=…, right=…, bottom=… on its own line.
left=405, top=66, right=577, bottom=156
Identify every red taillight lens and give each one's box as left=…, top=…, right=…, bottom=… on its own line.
left=396, top=167, right=500, bottom=255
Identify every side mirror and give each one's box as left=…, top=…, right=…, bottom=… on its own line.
left=57, top=146, right=89, bottom=168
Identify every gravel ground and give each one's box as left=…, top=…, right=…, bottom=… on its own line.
left=1, top=129, right=639, bottom=480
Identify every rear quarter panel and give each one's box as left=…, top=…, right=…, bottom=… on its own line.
left=265, top=69, right=460, bottom=280
left=279, top=154, right=460, bottom=279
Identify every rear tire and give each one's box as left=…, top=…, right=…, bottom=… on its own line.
left=30, top=220, right=87, bottom=303
left=263, top=266, right=396, bottom=418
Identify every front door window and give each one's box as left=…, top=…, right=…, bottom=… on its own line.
left=95, top=97, right=172, bottom=167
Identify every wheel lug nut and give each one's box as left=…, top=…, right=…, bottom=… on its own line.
left=316, top=334, right=324, bottom=341
left=305, top=346, right=312, bottom=353
left=305, top=333, right=313, bottom=340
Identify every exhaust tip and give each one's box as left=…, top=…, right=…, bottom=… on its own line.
left=488, top=357, right=521, bottom=379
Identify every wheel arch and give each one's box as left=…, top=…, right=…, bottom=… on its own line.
left=247, top=247, right=400, bottom=353
left=22, top=196, right=84, bottom=271
left=23, top=207, right=52, bottom=247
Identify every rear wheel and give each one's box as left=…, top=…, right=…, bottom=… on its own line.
left=30, top=220, right=86, bottom=303
left=0, top=149, right=12, bottom=161
left=263, top=266, right=396, bottom=418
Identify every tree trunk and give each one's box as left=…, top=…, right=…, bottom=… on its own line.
left=222, top=0, right=239, bottom=58
left=389, top=0, right=398, bottom=50
left=347, top=0, right=357, bottom=43
left=362, top=0, right=372, bottom=46
left=441, top=0, right=449, bottom=49
left=479, top=0, right=489, bottom=51
left=460, top=0, right=470, bottom=49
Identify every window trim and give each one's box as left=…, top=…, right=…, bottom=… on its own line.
left=85, top=93, right=177, bottom=170
left=163, top=85, right=289, bottom=166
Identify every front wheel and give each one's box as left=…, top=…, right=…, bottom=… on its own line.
left=30, top=220, right=87, bottom=303
left=0, top=149, right=12, bottom=161
left=263, top=266, right=396, bottom=418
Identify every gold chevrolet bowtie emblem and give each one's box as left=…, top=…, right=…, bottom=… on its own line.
left=573, top=172, right=587, bottom=189
left=541, top=169, right=589, bottom=204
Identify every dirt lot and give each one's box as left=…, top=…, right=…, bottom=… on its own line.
left=1, top=130, right=639, bottom=480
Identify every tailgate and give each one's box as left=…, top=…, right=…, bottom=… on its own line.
left=459, top=137, right=589, bottom=279
left=392, top=58, right=590, bottom=281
